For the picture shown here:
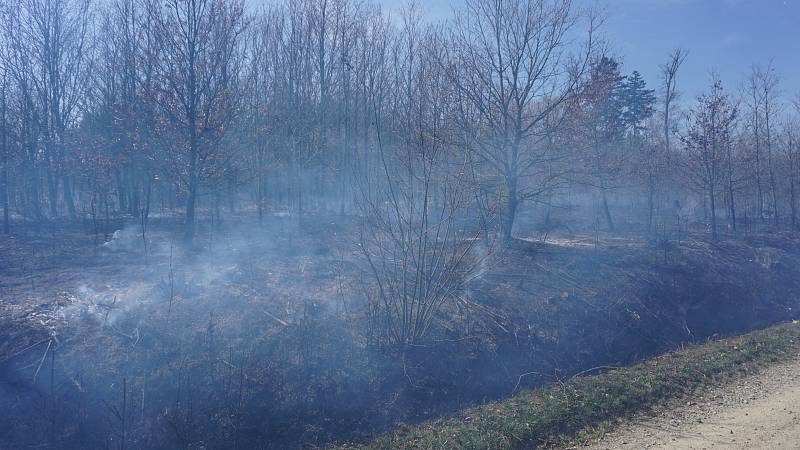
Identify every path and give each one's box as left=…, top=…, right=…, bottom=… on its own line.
left=586, top=353, right=800, bottom=449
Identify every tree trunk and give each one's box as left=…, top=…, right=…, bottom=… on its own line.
left=185, top=122, right=198, bottom=243
left=46, top=167, right=58, bottom=218
left=26, top=157, right=41, bottom=219
left=1, top=88, right=8, bottom=234
left=601, top=186, right=614, bottom=232
left=257, top=146, right=264, bottom=226
left=130, top=170, right=140, bottom=218
left=728, top=181, right=737, bottom=232
left=770, top=170, right=779, bottom=228
left=709, top=187, right=718, bottom=241
left=647, top=179, right=655, bottom=234
left=185, top=168, right=198, bottom=244
left=116, top=170, right=127, bottom=213
left=1, top=161, right=8, bottom=234
left=753, top=99, right=764, bottom=223
left=502, top=174, right=518, bottom=244
left=790, top=177, right=797, bottom=230
left=63, top=175, right=77, bottom=220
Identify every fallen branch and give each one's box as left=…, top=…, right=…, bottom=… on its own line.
left=0, top=338, right=50, bottom=364
left=262, top=309, right=288, bottom=326
left=569, top=365, right=619, bottom=380
left=32, top=339, right=52, bottom=383
left=216, top=357, right=262, bottom=384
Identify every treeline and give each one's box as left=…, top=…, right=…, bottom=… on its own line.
left=0, top=0, right=798, bottom=243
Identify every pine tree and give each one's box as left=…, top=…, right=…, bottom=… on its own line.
left=588, top=57, right=627, bottom=143
left=621, top=70, right=656, bottom=137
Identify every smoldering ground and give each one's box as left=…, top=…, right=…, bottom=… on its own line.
left=0, top=212, right=511, bottom=449
left=0, top=215, right=380, bottom=449
left=3, top=205, right=800, bottom=449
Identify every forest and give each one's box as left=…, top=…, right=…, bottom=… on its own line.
left=1, top=0, right=800, bottom=448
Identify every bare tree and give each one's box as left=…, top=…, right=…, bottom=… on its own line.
left=156, top=0, right=248, bottom=243
left=660, top=49, right=686, bottom=161
left=104, top=0, right=161, bottom=219
left=357, top=18, right=484, bottom=355
left=755, top=64, right=782, bottom=227
left=18, top=0, right=92, bottom=219
left=781, top=116, right=800, bottom=230
left=1, top=2, right=40, bottom=219
left=744, top=65, right=768, bottom=223
left=682, top=76, right=738, bottom=241
left=244, top=12, right=276, bottom=225
left=721, top=129, right=750, bottom=232
left=647, top=48, right=686, bottom=232
left=448, top=0, right=596, bottom=243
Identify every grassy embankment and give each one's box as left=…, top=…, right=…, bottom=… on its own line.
left=336, top=321, right=800, bottom=449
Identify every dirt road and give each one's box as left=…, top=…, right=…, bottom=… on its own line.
left=586, top=353, right=800, bottom=450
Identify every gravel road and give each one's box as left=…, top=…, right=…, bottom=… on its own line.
left=585, top=351, right=800, bottom=449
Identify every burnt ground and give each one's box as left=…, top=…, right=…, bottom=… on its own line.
left=0, top=216, right=351, bottom=365
left=0, top=215, right=366, bottom=448
left=1, top=215, right=800, bottom=449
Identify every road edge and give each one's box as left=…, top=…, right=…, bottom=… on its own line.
left=334, top=321, right=800, bottom=449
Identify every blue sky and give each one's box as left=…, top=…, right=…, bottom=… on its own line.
left=380, top=0, right=800, bottom=102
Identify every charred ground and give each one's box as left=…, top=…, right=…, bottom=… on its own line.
left=2, top=215, right=799, bottom=449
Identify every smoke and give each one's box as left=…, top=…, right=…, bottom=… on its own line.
left=59, top=283, right=155, bottom=327
left=101, top=226, right=143, bottom=252
left=3, top=185, right=800, bottom=450
left=0, top=214, right=383, bottom=449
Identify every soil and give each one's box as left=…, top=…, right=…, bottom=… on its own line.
left=584, top=350, right=800, bottom=449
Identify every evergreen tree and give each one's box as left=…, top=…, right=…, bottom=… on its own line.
left=621, top=70, right=656, bottom=137
left=588, top=56, right=627, bottom=144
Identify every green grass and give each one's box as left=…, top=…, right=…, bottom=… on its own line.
left=334, top=321, right=800, bottom=449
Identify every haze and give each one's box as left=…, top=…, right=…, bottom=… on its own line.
left=1, top=0, right=800, bottom=449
